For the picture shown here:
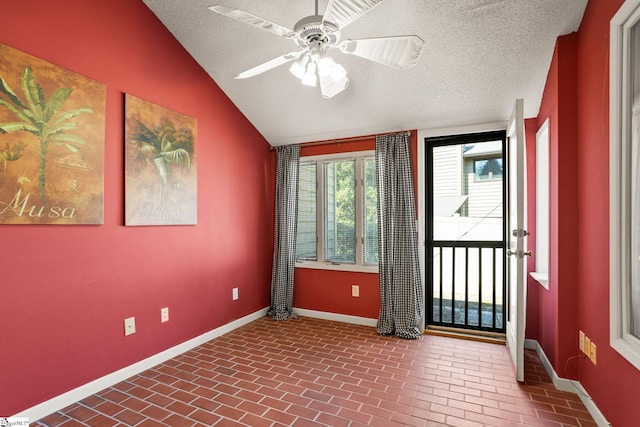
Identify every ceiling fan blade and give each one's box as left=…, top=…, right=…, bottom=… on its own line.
left=234, top=51, right=303, bottom=79
left=322, top=0, right=384, bottom=30
left=208, top=5, right=294, bottom=38
left=339, top=35, right=424, bottom=69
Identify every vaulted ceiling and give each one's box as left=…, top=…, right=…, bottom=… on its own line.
left=142, top=0, right=588, bottom=146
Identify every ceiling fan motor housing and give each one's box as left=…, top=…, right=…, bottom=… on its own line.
left=293, top=15, right=339, bottom=49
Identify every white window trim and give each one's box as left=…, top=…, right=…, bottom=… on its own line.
left=295, top=260, right=378, bottom=274
left=532, top=118, right=549, bottom=290
left=296, top=150, right=378, bottom=273
left=610, top=0, right=640, bottom=370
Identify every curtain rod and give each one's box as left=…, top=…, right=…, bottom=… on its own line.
left=270, top=130, right=411, bottom=150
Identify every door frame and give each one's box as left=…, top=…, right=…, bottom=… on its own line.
left=423, top=130, right=507, bottom=334
left=417, top=123, right=508, bottom=332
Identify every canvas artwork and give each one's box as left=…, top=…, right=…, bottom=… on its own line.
left=124, top=94, right=197, bottom=226
left=0, top=43, right=106, bottom=224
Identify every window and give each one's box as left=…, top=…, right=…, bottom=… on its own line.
left=474, top=158, right=503, bottom=181
left=296, top=151, right=378, bottom=271
left=532, top=119, right=549, bottom=289
left=611, top=0, right=640, bottom=370
left=463, top=140, right=504, bottom=182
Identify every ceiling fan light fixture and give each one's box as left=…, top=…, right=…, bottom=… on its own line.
left=317, top=55, right=346, bottom=81
left=321, top=62, right=347, bottom=82
left=209, top=0, right=424, bottom=98
left=317, top=54, right=335, bottom=71
left=301, top=62, right=318, bottom=87
left=289, top=53, right=310, bottom=80
left=319, top=72, right=349, bottom=99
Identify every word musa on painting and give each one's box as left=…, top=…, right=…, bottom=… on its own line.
left=0, top=43, right=106, bottom=224
left=125, top=94, right=197, bottom=225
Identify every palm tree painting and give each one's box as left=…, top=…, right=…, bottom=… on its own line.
left=125, top=94, right=197, bottom=225
left=0, top=43, right=106, bottom=225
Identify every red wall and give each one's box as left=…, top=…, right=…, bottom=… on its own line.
left=6, top=0, right=638, bottom=423
left=0, top=0, right=275, bottom=415
left=293, top=133, right=419, bottom=319
left=527, top=34, right=580, bottom=376
left=529, top=0, right=640, bottom=423
left=524, top=118, right=540, bottom=341
left=574, top=0, right=640, bottom=424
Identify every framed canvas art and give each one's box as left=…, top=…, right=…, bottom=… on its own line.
left=0, top=43, right=106, bottom=224
left=124, top=94, right=197, bottom=225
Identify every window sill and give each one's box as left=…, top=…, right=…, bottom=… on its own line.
left=530, top=272, right=548, bottom=290
left=295, top=261, right=378, bottom=274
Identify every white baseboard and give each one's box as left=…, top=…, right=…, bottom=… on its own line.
left=524, top=339, right=610, bottom=427
left=293, top=307, right=378, bottom=327
left=12, top=308, right=269, bottom=422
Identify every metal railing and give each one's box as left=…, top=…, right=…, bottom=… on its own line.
left=428, top=240, right=505, bottom=333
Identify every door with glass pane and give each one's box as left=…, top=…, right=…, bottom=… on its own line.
left=426, top=131, right=507, bottom=333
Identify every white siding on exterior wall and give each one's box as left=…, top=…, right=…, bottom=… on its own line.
left=432, top=145, right=463, bottom=198
left=296, top=162, right=317, bottom=260
left=464, top=160, right=503, bottom=218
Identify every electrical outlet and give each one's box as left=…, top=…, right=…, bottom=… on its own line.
left=232, top=287, right=239, bottom=300
left=352, top=285, right=359, bottom=297
left=579, top=330, right=585, bottom=353
left=124, top=317, right=136, bottom=336
left=584, top=336, right=591, bottom=356
left=590, top=342, right=597, bottom=365
left=161, top=307, right=169, bottom=323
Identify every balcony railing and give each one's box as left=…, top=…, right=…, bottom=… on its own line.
left=428, top=240, right=505, bottom=333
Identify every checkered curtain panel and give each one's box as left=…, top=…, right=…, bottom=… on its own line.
left=375, top=133, right=424, bottom=339
left=268, top=144, right=300, bottom=321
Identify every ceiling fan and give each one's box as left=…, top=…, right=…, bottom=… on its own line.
left=208, top=0, right=425, bottom=99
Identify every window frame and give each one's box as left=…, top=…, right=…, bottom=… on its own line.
left=610, top=0, right=640, bottom=370
left=531, top=118, right=549, bottom=290
left=296, top=150, right=378, bottom=273
left=472, top=156, right=503, bottom=182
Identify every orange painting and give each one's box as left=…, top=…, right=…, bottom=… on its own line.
left=0, top=43, right=106, bottom=224
left=124, top=94, right=197, bottom=225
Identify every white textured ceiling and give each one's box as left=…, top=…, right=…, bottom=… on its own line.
left=142, top=0, right=587, bottom=146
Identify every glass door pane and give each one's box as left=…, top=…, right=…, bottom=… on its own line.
left=427, top=132, right=506, bottom=333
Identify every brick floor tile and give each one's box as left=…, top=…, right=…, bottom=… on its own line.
left=166, top=400, right=196, bottom=416
left=94, top=401, right=125, bottom=417
left=136, top=419, right=167, bottom=427
left=188, top=409, right=221, bottom=425
left=66, top=405, right=100, bottom=422
left=57, top=419, right=91, bottom=427
left=113, top=408, right=146, bottom=425
left=80, top=395, right=106, bottom=408
left=38, top=412, right=70, bottom=426
left=239, top=413, right=276, bottom=427
left=161, top=414, right=195, bottom=427
left=84, top=413, right=121, bottom=427
left=140, top=404, right=172, bottom=420
left=99, top=389, right=129, bottom=403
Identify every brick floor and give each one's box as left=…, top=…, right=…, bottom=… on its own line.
left=34, top=316, right=597, bottom=426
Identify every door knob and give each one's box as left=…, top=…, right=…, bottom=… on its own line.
left=508, top=250, right=532, bottom=257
